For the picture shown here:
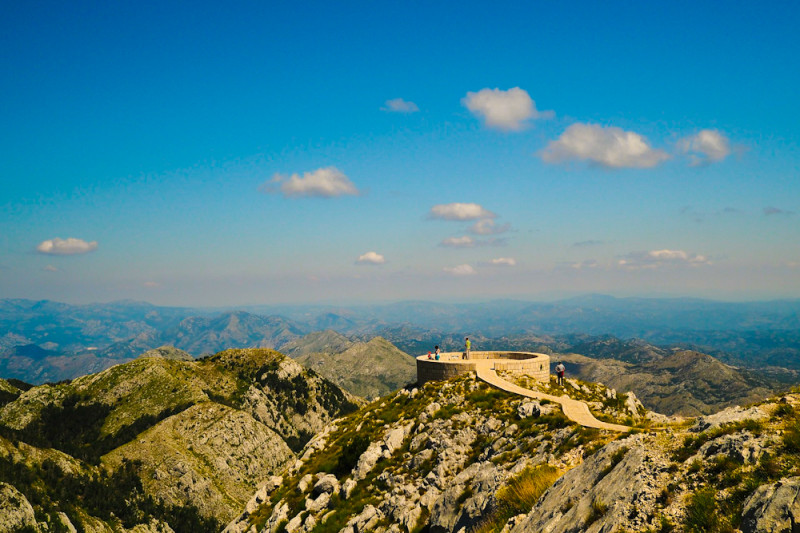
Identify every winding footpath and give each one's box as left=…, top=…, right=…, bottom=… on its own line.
left=473, top=360, right=631, bottom=432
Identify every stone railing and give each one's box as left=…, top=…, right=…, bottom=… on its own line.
left=416, top=351, right=550, bottom=386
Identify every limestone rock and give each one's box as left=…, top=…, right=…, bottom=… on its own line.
left=353, top=442, right=384, bottom=481
left=741, top=477, right=800, bottom=533
left=313, top=474, right=340, bottom=496
left=297, top=473, right=313, bottom=493
left=692, top=405, right=769, bottom=432
left=342, top=504, right=383, bottom=533
left=510, top=436, right=672, bottom=533
left=102, top=402, right=294, bottom=523
left=306, top=492, right=331, bottom=513
left=698, top=431, right=767, bottom=464
left=517, top=401, right=555, bottom=419
left=342, top=478, right=357, bottom=499
left=0, top=482, right=38, bottom=532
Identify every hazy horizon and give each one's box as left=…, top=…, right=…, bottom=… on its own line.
left=2, top=2, right=798, bottom=306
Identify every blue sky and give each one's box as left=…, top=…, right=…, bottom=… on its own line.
left=1, top=1, right=798, bottom=305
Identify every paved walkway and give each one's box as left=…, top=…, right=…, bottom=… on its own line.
left=473, top=360, right=631, bottom=432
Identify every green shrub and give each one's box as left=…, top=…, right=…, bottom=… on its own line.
left=333, top=434, right=370, bottom=479
left=684, top=488, right=732, bottom=533
left=784, top=424, right=800, bottom=453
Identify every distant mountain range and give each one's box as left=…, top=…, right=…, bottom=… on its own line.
left=2, top=296, right=800, bottom=385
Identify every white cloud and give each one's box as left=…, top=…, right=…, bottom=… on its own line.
left=143, top=281, right=161, bottom=288
left=262, top=167, right=360, bottom=198
left=462, top=87, right=552, bottom=131
left=382, top=98, right=419, bottom=113
left=440, top=236, right=475, bottom=248
left=677, top=129, right=731, bottom=165
left=44, top=265, right=59, bottom=272
left=429, top=203, right=496, bottom=221
left=488, top=257, right=516, bottom=266
left=540, top=123, right=669, bottom=168
left=618, top=249, right=710, bottom=269
left=36, top=238, right=98, bottom=255
left=443, top=264, right=477, bottom=276
left=469, top=219, right=510, bottom=235
left=356, top=251, right=386, bottom=265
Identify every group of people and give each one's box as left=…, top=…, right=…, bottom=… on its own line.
left=426, top=339, right=568, bottom=387
left=426, top=337, right=472, bottom=360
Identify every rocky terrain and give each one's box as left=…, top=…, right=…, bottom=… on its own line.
left=227, top=371, right=800, bottom=533
left=558, top=349, right=777, bottom=416
left=287, top=333, right=417, bottom=400
left=0, top=348, right=359, bottom=532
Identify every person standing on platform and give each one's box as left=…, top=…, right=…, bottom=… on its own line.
left=464, top=337, right=471, bottom=359
left=555, top=361, right=566, bottom=386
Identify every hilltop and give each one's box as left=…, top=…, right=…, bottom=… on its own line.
left=228, top=371, right=800, bottom=533
left=0, top=348, right=359, bottom=532
left=286, top=332, right=417, bottom=399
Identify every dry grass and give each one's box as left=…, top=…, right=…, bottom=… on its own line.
left=470, top=464, right=561, bottom=533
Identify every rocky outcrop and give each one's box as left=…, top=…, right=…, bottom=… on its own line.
left=0, top=482, right=38, bottom=531
left=510, top=435, right=672, bottom=533
left=692, top=404, right=770, bottom=432
left=103, top=402, right=294, bottom=522
left=741, top=477, right=800, bottom=533
left=139, top=345, right=193, bottom=361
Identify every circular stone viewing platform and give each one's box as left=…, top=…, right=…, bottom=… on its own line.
left=416, top=351, right=551, bottom=386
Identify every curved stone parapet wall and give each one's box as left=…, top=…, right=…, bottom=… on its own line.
left=416, top=351, right=550, bottom=386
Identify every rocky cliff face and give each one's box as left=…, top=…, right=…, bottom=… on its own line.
left=229, top=372, right=800, bottom=533
left=0, top=348, right=359, bottom=532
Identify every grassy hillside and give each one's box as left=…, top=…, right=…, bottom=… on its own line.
left=0, top=348, right=359, bottom=531
left=293, top=336, right=417, bottom=399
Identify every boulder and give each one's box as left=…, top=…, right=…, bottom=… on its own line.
left=384, top=427, right=406, bottom=453
left=0, top=483, right=38, bottom=532
left=313, top=474, right=340, bottom=496
left=297, top=473, right=313, bottom=493
left=305, top=492, right=331, bottom=513
left=342, top=478, right=357, bottom=500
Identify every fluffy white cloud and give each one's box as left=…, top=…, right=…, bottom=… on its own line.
left=488, top=257, right=516, bottom=266
left=462, top=87, right=552, bottom=131
left=382, top=98, right=419, bottom=113
left=36, top=238, right=98, bottom=255
left=469, top=219, right=510, bottom=235
left=356, top=251, right=386, bottom=265
left=540, top=123, right=669, bottom=168
left=143, top=281, right=161, bottom=288
left=618, top=249, right=710, bottom=269
left=440, top=236, right=475, bottom=248
left=443, top=264, right=477, bottom=276
left=263, top=167, right=360, bottom=198
left=43, top=265, right=59, bottom=272
left=429, top=203, right=496, bottom=221
left=677, top=129, right=731, bottom=165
